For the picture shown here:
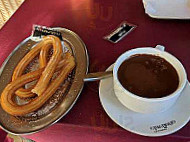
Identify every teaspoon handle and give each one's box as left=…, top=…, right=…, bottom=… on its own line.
left=83, top=71, right=113, bottom=82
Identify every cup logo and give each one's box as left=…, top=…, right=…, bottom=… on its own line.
left=150, top=120, right=176, bottom=133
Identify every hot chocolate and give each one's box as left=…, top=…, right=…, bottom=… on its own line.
left=118, top=54, right=179, bottom=98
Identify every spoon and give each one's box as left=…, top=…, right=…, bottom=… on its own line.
left=84, top=71, right=113, bottom=82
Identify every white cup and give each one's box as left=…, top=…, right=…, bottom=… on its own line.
left=113, top=45, right=187, bottom=114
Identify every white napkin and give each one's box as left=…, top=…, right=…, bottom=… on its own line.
left=142, top=0, right=190, bottom=19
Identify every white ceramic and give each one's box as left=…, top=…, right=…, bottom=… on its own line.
left=142, top=0, right=190, bottom=19
left=113, top=45, right=187, bottom=113
left=99, top=64, right=190, bottom=137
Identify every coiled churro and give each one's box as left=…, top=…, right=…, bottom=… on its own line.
left=0, top=55, right=75, bottom=115
left=0, top=35, right=76, bottom=116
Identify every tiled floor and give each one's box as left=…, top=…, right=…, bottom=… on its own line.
left=0, top=0, right=24, bottom=28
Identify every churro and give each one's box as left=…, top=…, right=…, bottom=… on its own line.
left=12, top=39, right=52, bottom=98
left=32, top=36, right=62, bottom=96
left=0, top=54, right=75, bottom=116
left=1, top=34, right=76, bottom=116
left=15, top=52, right=71, bottom=98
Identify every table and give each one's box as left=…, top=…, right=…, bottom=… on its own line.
left=0, top=0, right=190, bottom=141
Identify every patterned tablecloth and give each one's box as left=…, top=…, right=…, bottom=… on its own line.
left=0, top=0, right=190, bottom=141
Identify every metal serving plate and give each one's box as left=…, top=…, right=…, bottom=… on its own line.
left=0, top=28, right=88, bottom=135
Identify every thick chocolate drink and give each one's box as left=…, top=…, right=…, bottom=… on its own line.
left=118, top=54, right=179, bottom=98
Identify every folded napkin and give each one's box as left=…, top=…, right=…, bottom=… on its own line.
left=142, top=0, right=190, bottom=19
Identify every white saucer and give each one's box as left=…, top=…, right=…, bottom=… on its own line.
left=99, top=64, right=190, bottom=137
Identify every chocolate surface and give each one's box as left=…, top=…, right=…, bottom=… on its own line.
left=118, top=54, right=179, bottom=98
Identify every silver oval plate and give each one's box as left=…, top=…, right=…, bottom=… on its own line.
left=0, top=28, right=88, bottom=135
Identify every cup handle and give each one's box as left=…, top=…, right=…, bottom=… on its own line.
left=155, top=45, right=165, bottom=51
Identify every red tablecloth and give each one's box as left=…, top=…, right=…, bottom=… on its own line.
left=0, top=0, right=190, bottom=141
